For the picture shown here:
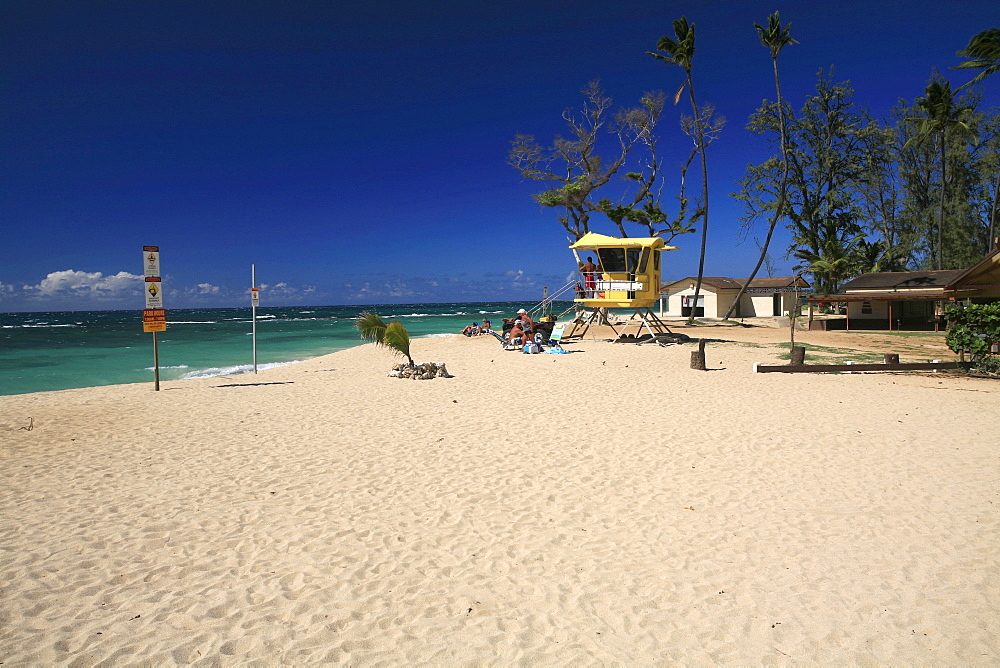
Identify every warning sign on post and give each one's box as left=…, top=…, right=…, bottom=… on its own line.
left=143, top=308, right=167, bottom=332
left=251, top=287, right=260, bottom=306
left=143, top=246, right=160, bottom=277
left=145, top=277, right=163, bottom=308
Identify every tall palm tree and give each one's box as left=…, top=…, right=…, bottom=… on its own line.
left=649, top=17, right=709, bottom=324
left=723, top=11, right=796, bottom=320
left=356, top=312, right=413, bottom=366
left=953, top=28, right=1000, bottom=90
left=904, top=80, right=976, bottom=269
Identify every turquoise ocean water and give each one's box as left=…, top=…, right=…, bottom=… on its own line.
left=0, top=302, right=572, bottom=396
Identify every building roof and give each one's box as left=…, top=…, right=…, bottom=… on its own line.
left=745, top=276, right=810, bottom=290
left=661, top=276, right=808, bottom=292
left=662, top=277, right=743, bottom=291
left=806, top=265, right=995, bottom=303
left=946, top=247, right=1000, bottom=294
left=840, top=270, right=963, bottom=292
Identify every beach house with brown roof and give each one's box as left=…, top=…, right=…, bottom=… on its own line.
left=804, top=247, right=1000, bottom=330
left=660, top=276, right=809, bottom=318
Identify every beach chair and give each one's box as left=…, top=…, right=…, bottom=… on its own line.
left=487, top=330, right=520, bottom=350
left=548, top=323, right=565, bottom=346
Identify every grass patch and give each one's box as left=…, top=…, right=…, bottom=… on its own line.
left=776, top=342, right=860, bottom=354
left=876, top=331, right=947, bottom=338
left=774, top=342, right=887, bottom=364
left=776, top=350, right=885, bottom=363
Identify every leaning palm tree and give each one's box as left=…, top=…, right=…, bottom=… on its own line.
left=649, top=17, right=709, bottom=324
left=953, top=28, right=1000, bottom=90
left=904, top=80, right=976, bottom=269
left=723, top=11, right=797, bottom=320
left=356, top=311, right=413, bottom=366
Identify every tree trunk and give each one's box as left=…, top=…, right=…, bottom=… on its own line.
left=790, top=345, right=805, bottom=365
left=690, top=338, right=707, bottom=370
left=686, top=71, right=709, bottom=325
left=723, top=55, right=789, bottom=321
left=990, top=171, right=999, bottom=251
left=938, top=130, right=946, bottom=270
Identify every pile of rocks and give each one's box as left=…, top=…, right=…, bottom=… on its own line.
left=387, top=362, right=452, bottom=380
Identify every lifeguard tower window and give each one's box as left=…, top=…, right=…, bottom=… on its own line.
left=598, top=248, right=627, bottom=273
left=597, top=248, right=647, bottom=274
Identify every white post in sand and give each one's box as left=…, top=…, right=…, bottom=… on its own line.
left=251, top=264, right=259, bottom=374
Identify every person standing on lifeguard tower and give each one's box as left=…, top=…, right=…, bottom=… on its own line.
left=580, top=256, right=598, bottom=298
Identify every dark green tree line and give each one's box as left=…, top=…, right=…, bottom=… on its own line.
left=735, top=70, right=1000, bottom=293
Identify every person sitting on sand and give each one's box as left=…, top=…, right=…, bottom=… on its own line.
left=461, top=322, right=480, bottom=337
left=506, top=320, right=526, bottom=345
left=481, top=318, right=492, bottom=332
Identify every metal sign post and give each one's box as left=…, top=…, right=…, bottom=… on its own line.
left=251, top=265, right=259, bottom=374
left=142, top=245, right=165, bottom=390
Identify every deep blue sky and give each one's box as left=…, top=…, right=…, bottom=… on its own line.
left=2, top=0, right=997, bottom=311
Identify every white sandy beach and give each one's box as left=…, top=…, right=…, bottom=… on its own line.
left=1, top=324, right=998, bottom=665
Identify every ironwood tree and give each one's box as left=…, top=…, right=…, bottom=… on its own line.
left=733, top=71, right=875, bottom=294
left=894, top=81, right=998, bottom=269
left=508, top=81, right=697, bottom=245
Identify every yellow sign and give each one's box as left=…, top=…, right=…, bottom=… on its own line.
left=143, top=308, right=167, bottom=332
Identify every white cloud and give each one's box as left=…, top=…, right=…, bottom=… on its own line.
left=506, top=269, right=535, bottom=287
left=193, top=283, right=220, bottom=294
left=26, top=269, right=142, bottom=298
left=259, top=282, right=299, bottom=297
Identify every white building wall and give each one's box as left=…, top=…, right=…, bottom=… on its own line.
left=746, top=294, right=770, bottom=317
left=782, top=292, right=804, bottom=315
left=661, top=285, right=734, bottom=318
left=664, top=285, right=806, bottom=318
left=846, top=299, right=890, bottom=320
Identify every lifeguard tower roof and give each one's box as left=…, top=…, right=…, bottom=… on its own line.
left=570, top=232, right=677, bottom=252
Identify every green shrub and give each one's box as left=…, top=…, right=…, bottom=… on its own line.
left=944, top=303, right=1000, bottom=374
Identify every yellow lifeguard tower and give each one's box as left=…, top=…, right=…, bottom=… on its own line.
left=567, top=232, right=678, bottom=341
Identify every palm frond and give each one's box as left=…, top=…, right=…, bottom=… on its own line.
left=355, top=311, right=388, bottom=343
left=356, top=312, right=414, bottom=366
left=754, top=11, right=797, bottom=56
left=650, top=16, right=695, bottom=71
left=673, top=81, right=687, bottom=105
left=953, top=27, right=1000, bottom=88
left=382, top=321, right=413, bottom=366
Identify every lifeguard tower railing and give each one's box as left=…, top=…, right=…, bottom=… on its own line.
left=523, top=274, right=648, bottom=319
left=524, top=279, right=579, bottom=321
